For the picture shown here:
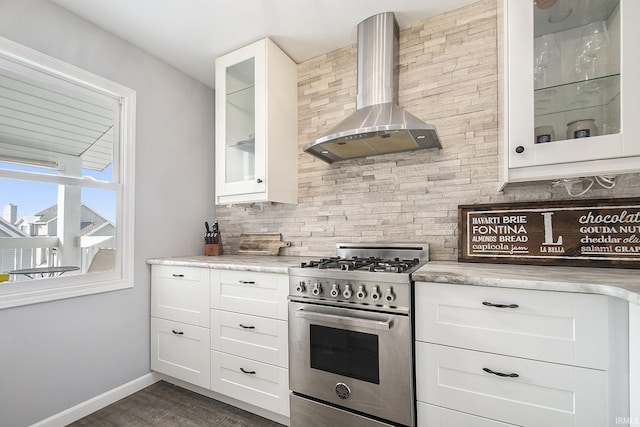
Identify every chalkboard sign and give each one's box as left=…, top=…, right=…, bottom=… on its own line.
left=458, top=198, right=640, bottom=268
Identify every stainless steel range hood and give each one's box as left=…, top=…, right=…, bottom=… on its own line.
left=304, top=12, right=442, bottom=164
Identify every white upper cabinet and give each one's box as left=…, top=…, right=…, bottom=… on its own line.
left=215, top=38, right=298, bottom=205
left=501, top=0, right=640, bottom=185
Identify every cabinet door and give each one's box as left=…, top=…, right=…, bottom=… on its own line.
left=416, top=342, right=607, bottom=427
left=215, top=39, right=266, bottom=198
left=415, top=282, right=609, bottom=369
left=210, top=270, right=288, bottom=320
left=151, top=265, right=210, bottom=327
left=211, top=309, right=288, bottom=368
left=211, top=350, right=289, bottom=416
left=504, top=0, right=640, bottom=182
left=151, top=317, right=211, bottom=389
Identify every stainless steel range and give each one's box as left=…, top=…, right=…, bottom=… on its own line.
left=288, top=243, right=429, bottom=427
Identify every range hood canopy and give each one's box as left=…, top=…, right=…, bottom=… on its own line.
left=304, top=12, right=442, bottom=164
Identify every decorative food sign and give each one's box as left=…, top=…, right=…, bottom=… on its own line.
left=458, top=198, right=640, bottom=268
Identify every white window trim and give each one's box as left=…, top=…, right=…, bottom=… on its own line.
left=0, top=36, right=135, bottom=309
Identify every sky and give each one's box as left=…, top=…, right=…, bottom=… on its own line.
left=0, top=163, right=116, bottom=223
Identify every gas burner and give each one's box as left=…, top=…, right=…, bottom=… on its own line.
left=300, top=255, right=421, bottom=274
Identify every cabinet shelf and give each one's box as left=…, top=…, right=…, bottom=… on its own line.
left=226, top=85, right=255, bottom=114
left=534, top=73, right=619, bottom=118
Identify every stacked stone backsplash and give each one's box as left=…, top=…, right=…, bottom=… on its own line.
left=215, top=0, right=640, bottom=260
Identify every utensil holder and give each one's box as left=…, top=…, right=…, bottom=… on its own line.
left=205, top=233, right=223, bottom=256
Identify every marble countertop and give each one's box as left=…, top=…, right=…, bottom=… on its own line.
left=146, top=255, right=640, bottom=306
left=146, top=255, right=313, bottom=274
left=413, top=261, right=640, bottom=306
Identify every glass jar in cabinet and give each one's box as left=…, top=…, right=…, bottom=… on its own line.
left=215, top=38, right=298, bottom=204
left=500, top=0, right=640, bottom=185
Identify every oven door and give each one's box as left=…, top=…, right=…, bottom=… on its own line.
left=288, top=300, right=414, bottom=426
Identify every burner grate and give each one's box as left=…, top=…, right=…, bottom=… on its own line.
left=300, top=256, right=421, bottom=273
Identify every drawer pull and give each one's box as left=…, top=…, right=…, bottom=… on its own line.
left=240, top=368, right=256, bottom=375
left=239, top=324, right=255, bottom=329
left=482, top=301, right=519, bottom=309
left=239, top=280, right=256, bottom=284
left=172, top=274, right=185, bottom=278
left=483, top=367, right=519, bottom=378
left=171, top=330, right=184, bottom=335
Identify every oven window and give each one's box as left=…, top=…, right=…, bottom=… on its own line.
left=310, top=325, right=379, bottom=384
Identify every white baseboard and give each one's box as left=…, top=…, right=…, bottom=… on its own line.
left=32, top=372, right=161, bottom=427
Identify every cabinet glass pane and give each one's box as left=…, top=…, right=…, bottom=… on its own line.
left=225, top=57, right=255, bottom=183
left=533, top=0, right=620, bottom=144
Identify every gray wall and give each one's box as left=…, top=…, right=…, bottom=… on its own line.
left=0, top=1, right=215, bottom=425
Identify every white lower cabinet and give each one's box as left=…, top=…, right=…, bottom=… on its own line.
left=210, top=350, right=289, bottom=416
left=150, top=264, right=290, bottom=421
left=150, top=265, right=211, bottom=389
left=150, top=317, right=211, bottom=389
left=210, top=309, right=288, bottom=368
left=416, top=342, right=607, bottom=427
left=151, top=265, right=210, bottom=327
left=415, top=282, right=629, bottom=427
left=210, top=269, right=290, bottom=417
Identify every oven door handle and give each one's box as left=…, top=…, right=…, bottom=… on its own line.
left=294, top=308, right=392, bottom=330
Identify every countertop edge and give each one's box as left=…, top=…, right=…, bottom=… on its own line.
left=146, top=255, right=310, bottom=274
left=413, top=261, right=640, bottom=306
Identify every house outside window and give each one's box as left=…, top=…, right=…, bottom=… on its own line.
left=0, top=36, right=135, bottom=308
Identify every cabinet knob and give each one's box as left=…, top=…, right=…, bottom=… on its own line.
left=256, top=178, right=263, bottom=183
left=515, top=145, right=525, bottom=154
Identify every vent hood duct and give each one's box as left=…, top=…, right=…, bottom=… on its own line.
left=304, top=12, right=442, bottom=164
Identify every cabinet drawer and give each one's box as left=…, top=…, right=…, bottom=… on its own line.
left=417, top=402, right=517, bottom=427
left=151, top=317, right=210, bottom=389
left=151, top=265, right=210, bottom=327
left=415, top=282, right=608, bottom=369
left=211, top=270, right=288, bottom=320
left=416, top=342, right=607, bottom=427
left=211, top=309, right=288, bottom=368
left=211, top=350, right=289, bottom=416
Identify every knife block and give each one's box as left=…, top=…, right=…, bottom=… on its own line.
left=205, top=233, right=223, bottom=256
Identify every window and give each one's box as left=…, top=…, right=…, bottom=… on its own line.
left=0, top=36, right=135, bottom=308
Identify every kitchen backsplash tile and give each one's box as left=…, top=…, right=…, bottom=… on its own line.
left=215, top=0, right=640, bottom=259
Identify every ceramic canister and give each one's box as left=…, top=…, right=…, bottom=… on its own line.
left=535, top=125, right=555, bottom=143
left=567, top=118, right=597, bottom=139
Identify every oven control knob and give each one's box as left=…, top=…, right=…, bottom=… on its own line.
left=370, top=286, right=381, bottom=301
left=356, top=285, right=367, bottom=300
left=295, top=281, right=306, bottom=293
left=384, top=287, right=396, bottom=303
left=311, top=283, right=322, bottom=296
left=342, top=284, right=353, bottom=299
left=330, top=283, right=340, bottom=298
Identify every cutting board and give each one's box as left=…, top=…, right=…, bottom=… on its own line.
left=238, top=233, right=291, bottom=255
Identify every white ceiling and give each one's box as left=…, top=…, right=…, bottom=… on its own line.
left=49, top=0, right=479, bottom=89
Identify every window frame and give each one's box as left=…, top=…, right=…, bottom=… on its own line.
left=0, top=36, right=136, bottom=309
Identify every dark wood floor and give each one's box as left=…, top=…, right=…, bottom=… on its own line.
left=69, top=380, right=285, bottom=426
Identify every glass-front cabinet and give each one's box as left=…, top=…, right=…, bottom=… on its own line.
left=501, top=0, right=640, bottom=185
left=215, top=38, right=298, bottom=205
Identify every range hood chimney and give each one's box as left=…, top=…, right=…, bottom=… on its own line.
left=304, top=12, right=442, bottom=164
